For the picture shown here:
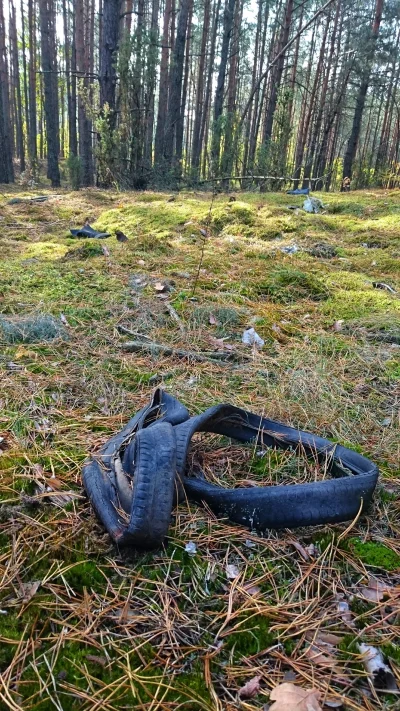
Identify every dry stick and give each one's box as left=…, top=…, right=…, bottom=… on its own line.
left=238, top=0, right=338, bottom=132
left=164, top=301, right=185, bottom=331
left=121, top=340, right=248, bottom=363
left=117, top=325, right=153, bottom=340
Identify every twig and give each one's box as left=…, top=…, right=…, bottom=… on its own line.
left=164, top=302, right=185, bottom=332
left=117, top=325, right=153, bottom=340
left=120, top=340, right=247, bottom=363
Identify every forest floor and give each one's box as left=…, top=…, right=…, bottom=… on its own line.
left=0, top=186, right=399, bottom=711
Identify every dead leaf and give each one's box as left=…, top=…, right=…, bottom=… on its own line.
left=60, top=313, right=69, bottom=326
left=238, top=675, right=262, bottom=699
left=137, top=259, right=145, bottom=266
left=269, top=683, right=321, bottom=711
left=19, top=581, right=41, bottom=602
left=101, top=245, right=110, bottom=257
left=304, top=644, right=338, bottom=669
left=154, top=282, right=167, bottom=292
left=305, top=632, right=343, bottom=646
left=359, top=577, right=393, bottom=602
left=156, top=293, right=170, bottom=300
left=324, top=697, right=343, bottom=708
left=209, top=314, right=217, bottom=325
left=244, top=584, right=261, bottom=596
left=199, top=228, right=208, bottom=237
left=86, top=655, right=108, bottom=667
left=336, top=599, right=353, bottom=625
left=283, top=671, right=297, bottom=682
left=290, top=539, right=311, bottom=561
left=226, top=564, right=240, bottom=579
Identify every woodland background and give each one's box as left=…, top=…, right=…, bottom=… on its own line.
left=0, top=0, right=399, bottom=191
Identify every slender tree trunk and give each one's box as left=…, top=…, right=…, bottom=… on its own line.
left=211, top=0, right=235, bottom=175
left=28, top=0, right=38, bottom=163
left=163, top=0, right=191, bottom=169
left=10, top=2, right=26, bottom=171
left=39, top=0, right=60, bottom=185
left=342, top=0, right=384, bottom=181
left=191, top=0, right=210, bottom=171
left=154, top=0, right=172, bottom=166
left=99, top=0, right=122, bottom=117
left=262, top=0, right=293, bottom=147
left=63, top=0, right=77, bottom=155
left=176, top=0, right=193, bottom=166
left=198, top=0, right=221, bottom=177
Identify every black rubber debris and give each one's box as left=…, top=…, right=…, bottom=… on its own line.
left=82, top=389, right=379, bottom=550
left=70, top=223, right=111, bottom=239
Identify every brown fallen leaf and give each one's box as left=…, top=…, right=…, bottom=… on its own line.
left=154, top=282, right=167, bottom=292
left=304, top=644, right=339, bottom=671
left=86, top=655, right=108, bottom=667
left=305, top=631, right=343, bottom=646
left=243, top=583, right=261, bottom=596
left=269, top=683, right=321, bottom=711
left=290, top=539, right=311, bottom=561
left=359, top=577, right=394, bottom=602
left=238, top=675, right=262, bottom=699
left=19, top=580, right=41, bottom=602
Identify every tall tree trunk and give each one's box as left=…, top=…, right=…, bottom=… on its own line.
left=76, top=0, right=93, bottom=185
left=63, top=0, right=77, bottom=155
left=191, top=0, right=210, bottom=171
left=221, top=0, right=241, bottom=180
left=211, top=0, right=235, bottom=175
left=198, top=0, right=221, bottom=177
left=144, top=0, right=160, bottom=168
left=10, top=2, right=26, bottom=172
left=28, top=0, right=38, bottom=163
left=163, top=0, right=191, bottom=169
left=154, top=0, right=172, bottom=166
left=176, top=0, right=193, bottom=166
left=262, top=0, right=293, bottom=147
left=39, top=0, right=60, bottom=185
left=99, top=0, right=122, bottom=118
left=21, top=0, right=31, bottom=162
left=0, top=0, right=14, bottom=181
left=342, top=0, right=384, bottom=181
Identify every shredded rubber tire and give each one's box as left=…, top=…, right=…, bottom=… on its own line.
left=82, top=389, right=379, bottom=549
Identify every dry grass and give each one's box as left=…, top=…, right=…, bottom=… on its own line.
left=0, top=186, right=399, bottom=710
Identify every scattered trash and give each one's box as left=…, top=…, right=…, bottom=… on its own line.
left=115, top=230, right=128, bottom=242
left=333, top=320, right=344, bottom=332
left=281, top=243, right=300, bottom=255
left=70, top=223, right=111, bottom=239
left=101, top=245, right=110, bottom=257
left=242, top=327, right=264, bottom=348
left=226, top=563, right=240, bottom=579
left=8, top=195, right=49, bottom=205
left=359, top=643, right=397, bottom=690
left=238, top=675, right=261, bottom=699
left=185, top=541, right=197, bottom=556
left=303, top=197, right=324, bottom=213
left=372, top=282, right=396, bottom=294
left=154, top=282, right=169, bottom=293
left=286, top=188, right=310, bottom=195
left=60, top=313, right=69, bottom=326
left=381, top=416, right=392, bottom=427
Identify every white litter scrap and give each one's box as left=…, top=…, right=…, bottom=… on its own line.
left=281, top=243, right=300, bottom=254
left=359, top=643, right=397, bottom=690
left=242, top=327, right=264, bottom=348
left=185, top=541, right=197, bottom=556
left=303, top=197, right=325, bottom=213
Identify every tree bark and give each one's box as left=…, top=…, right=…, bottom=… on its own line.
left=39, top=0, right=60, bottom=186
left=211, top=0, right=235, bottom=175
left=342, top=0, right=384, bottom=181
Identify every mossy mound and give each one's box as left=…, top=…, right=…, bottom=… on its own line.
left=62, top=242, right=104, bottom=260
left=257, top=267, right=329, bottom=303
left=211, top=202, right=255, bottom=231
left=349, top=539, right=400, bottom=571
left=0, top=314, right=66, bottom=343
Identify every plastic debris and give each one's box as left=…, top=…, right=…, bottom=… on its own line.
left=242, top=327, right=264, bottom=348
left=281, top=243, right=299, bottom=255
left=287, top=188, right=310, bottom=195
left=303, top=197, right=324, bottom=213
left=185, top=541, right=197, bottom=556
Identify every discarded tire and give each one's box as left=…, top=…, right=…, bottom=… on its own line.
left=82, top=389, right=379, bottom=549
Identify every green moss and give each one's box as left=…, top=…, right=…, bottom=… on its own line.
left=224, top=614, right=275, bottom=658
left=257, top=267, right=329, bottom=303
left=349, top=539, right=400, bottom=571
left=211, top=202, right=255, bottom=231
